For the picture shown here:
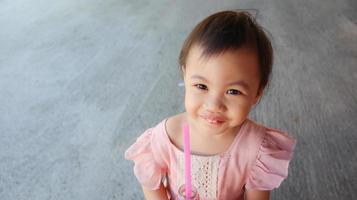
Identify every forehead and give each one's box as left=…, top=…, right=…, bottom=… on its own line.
left=185, top=45, right=260, bottom=82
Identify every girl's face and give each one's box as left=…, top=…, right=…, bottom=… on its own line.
left=183, top=45, right=262, bottom=136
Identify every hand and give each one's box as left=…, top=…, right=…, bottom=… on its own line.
left=142, top=183, right=170, bottom=200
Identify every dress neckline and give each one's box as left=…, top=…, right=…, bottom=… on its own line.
left=161, top=118, right=251, bottom=158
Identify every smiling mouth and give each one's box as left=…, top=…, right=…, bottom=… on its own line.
left=201, top=116, right=225, bottom=125
left=206, top=119, right=224, bottom=125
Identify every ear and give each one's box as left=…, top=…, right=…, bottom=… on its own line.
left=181, top=65, right=186, bottom=81
left=253, top=89, right=263, bottom=106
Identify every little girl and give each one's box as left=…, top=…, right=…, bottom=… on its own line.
left=125, top=10, right=296, bottom=200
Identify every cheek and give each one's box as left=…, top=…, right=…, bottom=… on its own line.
left=227, top=99, right=253, bottom=116
left=184, top=89, right=202, bottom=113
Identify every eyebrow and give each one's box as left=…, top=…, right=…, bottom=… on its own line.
left=190, top=75, right=250, bottom=89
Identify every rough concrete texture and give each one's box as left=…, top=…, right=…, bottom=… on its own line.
left=0, top=0, right=356, bottom=199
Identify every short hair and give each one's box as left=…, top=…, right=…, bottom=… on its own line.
left=179, top=10, right=273, bottom=92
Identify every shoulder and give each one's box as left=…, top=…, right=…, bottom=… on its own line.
left=243, top=119, right=296, bottom=145
left=252, top=120, right=297, bottom=151
left=230, top=119, right=296, bottom=165
left=165, top=112, right=186, bottom=149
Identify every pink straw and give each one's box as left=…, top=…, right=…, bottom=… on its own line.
left=183, top=124, right=192, bottom=199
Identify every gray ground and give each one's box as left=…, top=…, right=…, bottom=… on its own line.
left=0, top=0, right=356, bottom=199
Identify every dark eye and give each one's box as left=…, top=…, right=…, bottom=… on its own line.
left=226, top=89, right=242, bottom=95
left=195, top=84, right=207, bottom=90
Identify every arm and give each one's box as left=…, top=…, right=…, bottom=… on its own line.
left=245, top=189, right=270, bottom=200
left=142, top=183, right=169, bottom=200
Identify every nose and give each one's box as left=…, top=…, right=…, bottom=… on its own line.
left=204, top=94, right=225, bottom=112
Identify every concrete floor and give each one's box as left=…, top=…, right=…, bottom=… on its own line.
left=0, top=0, right=356, bottom=199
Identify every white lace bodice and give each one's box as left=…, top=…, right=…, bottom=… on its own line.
left=176, top=152, right=220, bottom=199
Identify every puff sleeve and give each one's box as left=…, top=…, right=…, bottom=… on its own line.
left=124, top=127, right=168, bottom=190
left=245, top=127, right=297, bottom=190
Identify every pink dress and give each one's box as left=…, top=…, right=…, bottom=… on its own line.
left=124, top=118, right=296, bottom=200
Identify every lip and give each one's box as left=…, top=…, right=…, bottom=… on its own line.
left=200, top=115, right=226, bottom=125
